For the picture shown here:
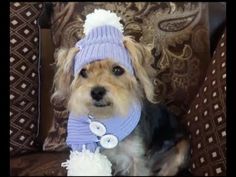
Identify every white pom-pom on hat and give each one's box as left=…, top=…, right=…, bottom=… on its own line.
left=83, top=9, right=124, bottom=35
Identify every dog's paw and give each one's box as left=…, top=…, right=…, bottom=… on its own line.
left=113, top=162, right=133, bottom=176
left=114, top=170, right=130, bottom=176
left=111, top=155, right=134, bottom=176
left=156, top=162, right=179, bottom=176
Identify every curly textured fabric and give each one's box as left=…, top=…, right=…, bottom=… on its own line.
left=66, top=102, right=141, bottom=152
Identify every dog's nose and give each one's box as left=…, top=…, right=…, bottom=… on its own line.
left=91, top=86, right=106, bottom=101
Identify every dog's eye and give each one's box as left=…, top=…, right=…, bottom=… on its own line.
left=80, top=68, right=88, bottom=78
left=112, top=66, right=125, bottom=76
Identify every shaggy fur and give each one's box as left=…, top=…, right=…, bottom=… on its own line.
left=51, top=36, right=190, bottom=176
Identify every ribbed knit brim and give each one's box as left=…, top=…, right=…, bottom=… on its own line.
left=73, top=25, right=133, bottom=76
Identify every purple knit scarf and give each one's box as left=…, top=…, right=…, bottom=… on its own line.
left=66, top=102, right=141, bottom=152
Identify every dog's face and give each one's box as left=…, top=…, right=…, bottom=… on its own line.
left=68, top=59, right=142, bottom=119
left=52, top=36, right=157, bottom=119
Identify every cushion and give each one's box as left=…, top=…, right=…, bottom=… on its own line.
left=10, top=2, right=43, bottom=156
left=10, top=152, right=68, bottom=176
left=43, top=2, right=211, bottom=151
left=181, top=29, right=226, bottom=176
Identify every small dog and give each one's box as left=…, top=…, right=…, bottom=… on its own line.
left=52, top=37, right=190, bottom=176
left=51, top=9, right=190, bottom=176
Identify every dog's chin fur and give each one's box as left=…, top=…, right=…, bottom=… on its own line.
left=67, top=59, right=142, bottom=119
left=51, top=36, right=190, bottom=176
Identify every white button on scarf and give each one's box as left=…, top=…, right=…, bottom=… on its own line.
left=100, top=134, right=118, bottom=149
left=88, top=114, right=119, bottom=149
left=89, top=121, right=106, bottom=137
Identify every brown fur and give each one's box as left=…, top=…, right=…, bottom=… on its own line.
left=123, top=36, right=158, bottom=103
left=51, top=47, right=79, bottom=105
left=152, top=139, right=190, bottom=176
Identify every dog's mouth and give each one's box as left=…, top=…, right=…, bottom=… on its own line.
left=93, top=101, right=112, bottom=107
left=88, top=100, right=114, bottom=119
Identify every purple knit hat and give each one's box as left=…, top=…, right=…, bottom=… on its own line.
left=73, top=9, right=133, bottom=76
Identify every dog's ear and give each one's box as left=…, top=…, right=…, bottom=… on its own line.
left=51, top=47, right=79, bottom=106
left=123, top=36, right=158, bottom=103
